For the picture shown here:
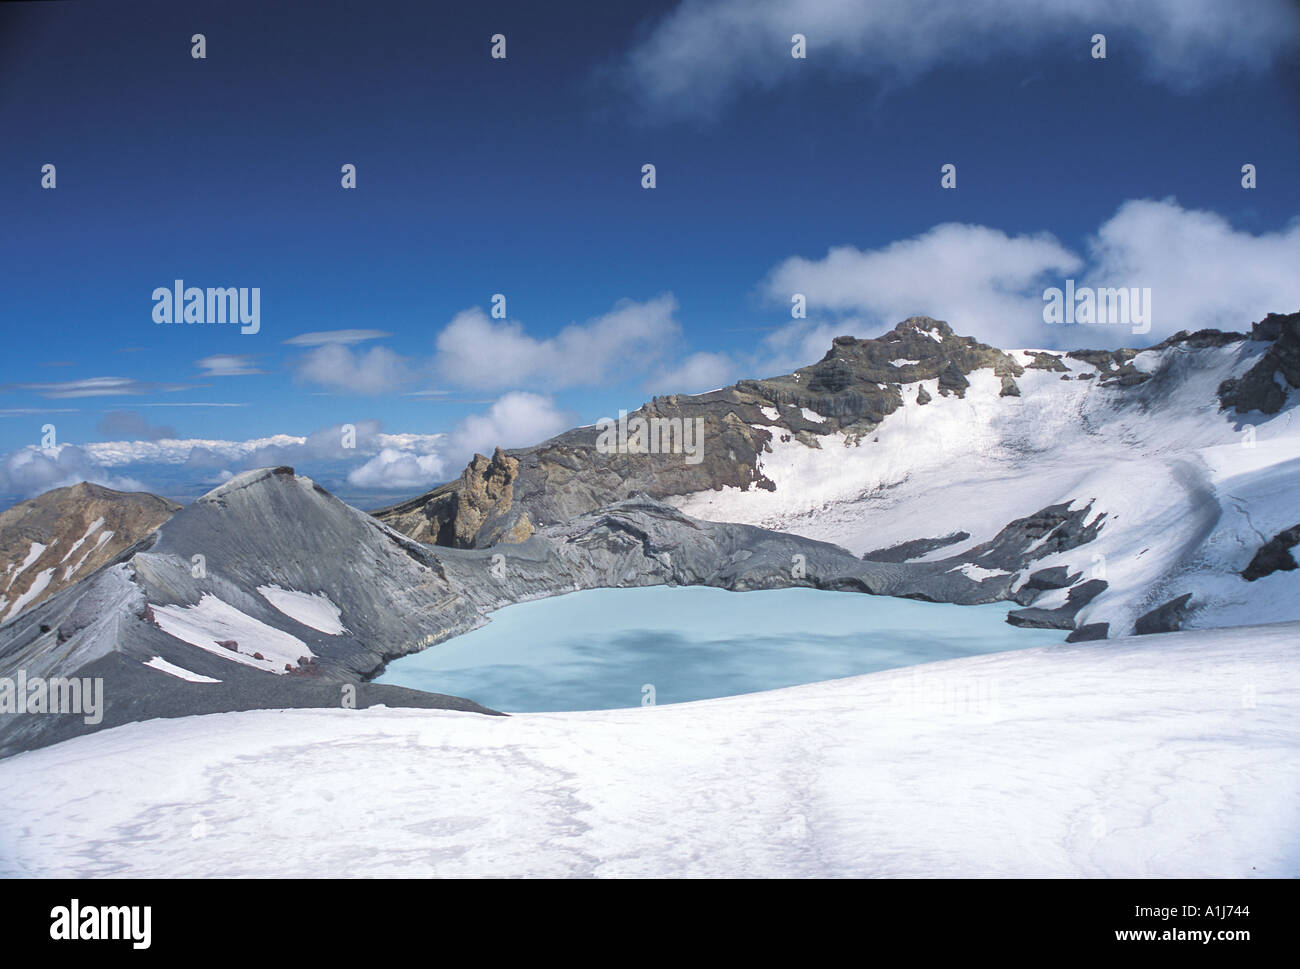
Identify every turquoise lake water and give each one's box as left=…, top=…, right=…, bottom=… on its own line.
left=376, top=585, right=1066, bottom=712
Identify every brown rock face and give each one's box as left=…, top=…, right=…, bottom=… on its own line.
left=375, top=447, right=530, bottom=547
left=0, top=482, right=180, bottom=623
left=452, top=447, right=527, bottom=546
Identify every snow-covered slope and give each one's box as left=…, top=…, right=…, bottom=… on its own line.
left=673, top=333, right=1300, bottom=636
left=374, top=315, right=1299, bottom=640
left=1, top=620, right=1294, bottom=878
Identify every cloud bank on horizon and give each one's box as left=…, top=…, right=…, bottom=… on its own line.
left=0, top=393, right=576, bottom=503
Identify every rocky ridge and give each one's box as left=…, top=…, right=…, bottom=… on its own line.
left=375, top=318, right=1033, bottom=548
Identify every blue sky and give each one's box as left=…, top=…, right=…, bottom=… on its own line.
left=2, top=0, right=1298, bottom=508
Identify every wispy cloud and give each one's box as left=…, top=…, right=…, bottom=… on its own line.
left=282, top=329, right=392, bottom=346
left=7, top=377, right=197, bottom=399
left=195, top=354, right=268, bottom=377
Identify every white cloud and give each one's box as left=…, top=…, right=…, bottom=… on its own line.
left=753, top=319, right=858, bottom=377
left=649, top=351, right=739, bottom=394
left=79, top=425, right=446, bottom=470
left=9, top=377, right=195, bottom=399
left=434, top=296, right=682, bottom=390
left=196, top=354, right=266, bottom=377
left=89, top=434, right=307, bottom=468
left=2, top=398, right=571, bottom=506
left=764, top=222, right=1081, bottom=349
left=345, top=448, right=448, bottom=490
left=284, top=297, right=684, bottom=396
left=760, top=199, right=1300, bottom=349
left=346, top=394, right=572, bottom=492
left=449, top=392, right=573, bottom=456
left=0, top=445, right=146, bottom=500
left=620, top=0, right=1300, bottom=117
left=282, top=329, right=391, bottom=346
left=291, top=344, right=416, bottom=395
left=243, top=420, right=387, bottom=466
left=1082, top=199, right=1300, bottom=335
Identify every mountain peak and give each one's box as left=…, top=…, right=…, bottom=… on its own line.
left=894, top=316, right=953, bottom=336
left=198, top=466, right=298, bottom=503
left=0, top=481, right=178, bottom=623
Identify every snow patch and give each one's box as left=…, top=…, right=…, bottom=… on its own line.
left=64, top=530, right=113, bottom=581
left=6, top=542, right=46, bottom=591
left=948, top=563, right=1011, bottom=582
left=257, top=585, right=347, bottom=635
left=5, top=568, right=55, bottom=620
left=1130, top=350, right=1162, bottom=373
left=152, top=594, right=315, bottom=674
left=60, top=518, right=105, bottom=564
left=143, top=657, right=221, bottom=684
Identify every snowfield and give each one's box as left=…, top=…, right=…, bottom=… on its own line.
left=671, top=341, right=1300, bottom=636
left=0, top=621, right=1295, bottom=878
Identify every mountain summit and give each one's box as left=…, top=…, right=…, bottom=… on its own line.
left=0, top=482, right=179, bottom=623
